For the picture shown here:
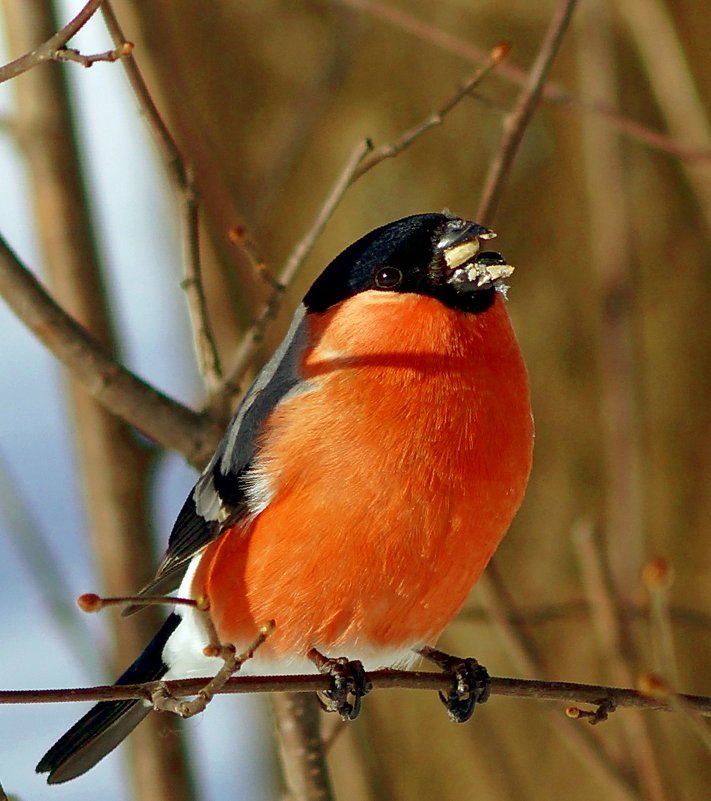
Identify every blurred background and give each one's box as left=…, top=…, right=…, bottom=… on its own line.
left=0, top=1, right=709, bottom=800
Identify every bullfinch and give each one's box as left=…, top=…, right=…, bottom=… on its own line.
left=37, top=212, right=534, bottom=783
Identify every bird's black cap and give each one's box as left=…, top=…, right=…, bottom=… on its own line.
left=304, top=213, right=505, bottom=314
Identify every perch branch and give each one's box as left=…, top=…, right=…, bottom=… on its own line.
left=1, top=672, right=709, bottom=716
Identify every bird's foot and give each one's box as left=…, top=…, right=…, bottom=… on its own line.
left=418, top=646, right=491, bottom=723
left=307, top=648, right=372, bottom=720
left=152, top=622, right=274, bottom=719
left=151, top=642, right=238, bottom=718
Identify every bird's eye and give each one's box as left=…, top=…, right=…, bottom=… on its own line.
left=374, top=266, right=403, bottom=290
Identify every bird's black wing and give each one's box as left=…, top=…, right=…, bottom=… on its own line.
left=37, top=613, right=181, bottom=783
left=126, top=305, right=311, bottom=610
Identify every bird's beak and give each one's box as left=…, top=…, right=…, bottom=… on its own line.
left=438, top=223, right=514, bottom=294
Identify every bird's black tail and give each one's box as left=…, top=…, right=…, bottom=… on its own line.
left=36, top=612, right=181, bottom=784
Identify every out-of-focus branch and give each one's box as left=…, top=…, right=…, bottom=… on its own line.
left=334, top=0, right=711, bottom=163
left=572, top=524, right=668, bottom=801
left=0, top=234, right=222, bottom=466
left=455, top=600, right=711, bottom=631
left=475, top=571, right=638, bottom=801
left=0, top=450, right=101, bottom=677
left=615, top=0, right=711, bottom=238
left=477, top=0, right=579, bottom=225
left=574, top=11, right=668, bottom=795
left=273, top=694, right=336, bottom=801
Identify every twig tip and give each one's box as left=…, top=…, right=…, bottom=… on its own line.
left=641, top=556, right=674, bottom=589
left=490, top=42, right=512, bottom=63
left=227, top=225, right=246, bottom=245
left=77, top=592, right=103, bottom=613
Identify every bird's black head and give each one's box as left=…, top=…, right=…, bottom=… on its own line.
left=304, top=213, right=513, bottom=314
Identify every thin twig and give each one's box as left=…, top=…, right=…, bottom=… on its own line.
left=53, top=40, right=133, bottom=68
left=352, top=43, right=510, bottom=180
left=222, top=138, right=373, bottom=387
left=476, top=570, right=638, bottom=801
left=477, top=0, right=579, bottom=225
left=572, top=523, right=668, bottom=801
left=2, top=672, right=710, bottom=715
left=0, top=0, right=105, bottom=82
left=334, top=0, right=711, bottom=163
left=0, top=233, right=222, bottom=467
left=222, top=50, right=507, bottom=390
left=101, top=3, right=223, bottom=397
left=100, top=1, right=186, bottom=185
left=179, top=166, right=224, bottom=393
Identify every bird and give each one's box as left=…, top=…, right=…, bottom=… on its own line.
left=36, top=212, right=534, bottom=784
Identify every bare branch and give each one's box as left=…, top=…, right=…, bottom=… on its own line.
left=353, top=43, right=510, bottom=179
left=477, top=0, right=579, bottom=225
left=53, top=40, right=133, bottom=69
left=222, top=50, right=508, bottom=391
left=0, top=234, right=222, bottom=467
left=100, top=4, right=224, bottom=397
left=179, top=168, right=224, bottom=394
left=0, top=0, right=105, bottom=83
left=100, top=2, right=186, bottom=185
left=222, top=138, right=373, bottom=386
left=273, top=694, right=335, bottom=801
left=335, top=0, right=711, bottom=163
left=2, top=671, right=710, bottom=716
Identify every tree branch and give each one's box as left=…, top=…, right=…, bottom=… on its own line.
left=352, top=43, right=510, bottom=180
left=52, top=40, right=133, bottom=68
left=2, top=672, right=709, bottom=717
left=477, top=0, right=579, bottom=225
left=100, top=3, right=224, bottom=398
left=334, top=0, right=711, bottom=163
left=0, top=0, right=105, bottom=82
left=222, top=138, right=374, bottom=388
left=222, top=46, right=507, bottom=391
left=0, top=233, right=222, bottom=467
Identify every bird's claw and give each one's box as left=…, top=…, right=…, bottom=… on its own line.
left=308, top=650, right=372, bottom=720
left=419, top=646, right=491, bottom=723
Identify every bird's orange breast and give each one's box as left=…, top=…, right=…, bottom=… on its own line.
left=193, top=291, right=533, bottom=663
